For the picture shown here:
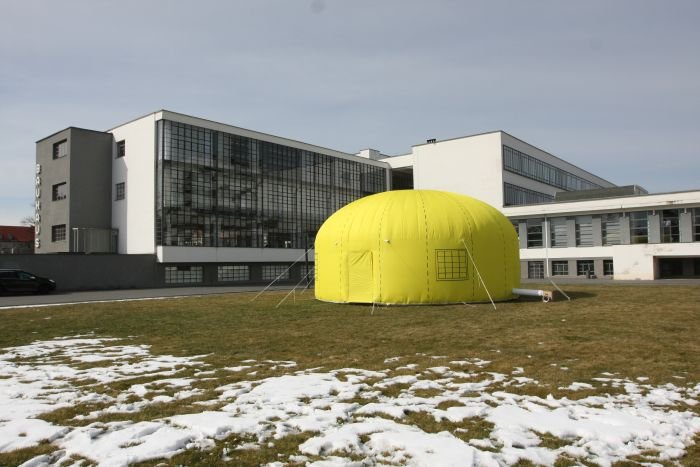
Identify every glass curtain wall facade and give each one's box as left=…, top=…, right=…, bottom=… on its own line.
left=502, top=146, right=603, bottom=192
left=156, top=120, right=387, bottom=249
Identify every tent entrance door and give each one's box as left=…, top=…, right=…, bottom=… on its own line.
left=347, top=250, right=374, bottom=303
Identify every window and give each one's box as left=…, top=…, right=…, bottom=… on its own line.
left=630, top=211, right=648, bottom=244
left=115, top=182, right=125, bottom=201
left=661, top=209, right=680, bottom=243
left=503, top=145, right=603, bottom=192
left=52, top=182, right=67, bottom=201
left=164, top=265, right=202, bottom=284
left=575, top=216, right=593, bottom=247
left=528, top=261, right=544, bottom=279
left=435, top=249, right=468, bottom=281
left=526, top=219, right=543, bottom=248
left=577, top=260, right=595, bottom=276
left=503, top=183, right=554, bottom=206
left=694, top=208, right=700, bottom=242
left=262, top=264, right=290, bottom=281
left=53, top=140, right=68, bottom=159
left=603, top=259, right=614, bottom=276
left=602, top=213, right=621, bottom=246
left=550, top=217, right=568, bottom=248
left=217, top=265, right=249, bottom=282
left=117, top=140, right=126, bottom=158
left=551, top=260, right=568, bottom=276
left=301, top=263, right=315, bottom=282
left=51, top=224, right=66, bottom=242
left=155, top=119, right=388, bottom=249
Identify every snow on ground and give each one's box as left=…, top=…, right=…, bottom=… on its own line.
left=1, top=337, right=699, bottom=466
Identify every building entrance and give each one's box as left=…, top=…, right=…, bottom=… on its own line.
left=657, top=257, right=700, bottom=278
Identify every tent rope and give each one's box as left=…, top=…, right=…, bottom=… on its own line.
left=549, top=278, right=571, bottom=300
left=461, top=239, right=497, bottom=310
left=276, top=267, right=315, bottom=308
left=251, top=249, right=312, bottom=302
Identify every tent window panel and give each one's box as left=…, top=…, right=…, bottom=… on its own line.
left=435, top=249, right=468, bottom=281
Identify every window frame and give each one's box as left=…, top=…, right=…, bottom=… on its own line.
left=603, top=259, right=614, bottom=276
left=116, top=140, right=126, bottom=158
left=217, top=265, right=249, bottom=282
left=115, top=182, right=125, bottom=201
left=661, top=209, right=680, bottom=243
left=575, top=216, right=593, bottom=247
left=549, top=217, right=568, bottom=248
left=527, top=261, right=545, bottom=279
left=551, top=260, right=569, bottom=276
left=601, top=213, right=622, bottom=246
left=51, top=224, right=67, bottom=242
left=576, top=260, right=595, bottom=276
left=526, top=219, right=544, bottom=248
left=629, top=211, right=649, bottom=244
left=262, top=264, right=290, bottom=281
left=52, top=182, right=67, bottom=201
left=52, top=139, right=68, bottom=159
left=164, top=265, right=203, bottom=284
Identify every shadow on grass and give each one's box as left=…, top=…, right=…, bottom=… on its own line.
left=558, top=290, right=596, bottom=300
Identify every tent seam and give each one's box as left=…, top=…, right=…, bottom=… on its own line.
left=447, top=193, right=476, bottom=298
left=376, top=195, right=392, bottom=303
left=418, top=191, right=430, bottom=299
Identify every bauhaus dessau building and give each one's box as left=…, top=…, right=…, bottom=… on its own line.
left=29, top=110, right=700, bottom=288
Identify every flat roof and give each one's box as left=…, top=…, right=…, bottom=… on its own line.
left=35, top=126, right=109, bottom=144
left=108, top=109, right=383, bottom=166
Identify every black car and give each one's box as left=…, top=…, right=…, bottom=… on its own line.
left=0, top=269, right=56, bottom=294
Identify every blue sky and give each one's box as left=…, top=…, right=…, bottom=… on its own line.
left=1, top=0, right=699, bottom=224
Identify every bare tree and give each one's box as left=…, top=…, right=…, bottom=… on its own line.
left=20, top=215, right=35, bottom=227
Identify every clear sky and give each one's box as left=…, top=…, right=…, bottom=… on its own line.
left=1, top=0, right=699, bottom=225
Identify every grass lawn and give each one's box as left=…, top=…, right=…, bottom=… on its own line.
left=0, top=282, right=698, bottom=466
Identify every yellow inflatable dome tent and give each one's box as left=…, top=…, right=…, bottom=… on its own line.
left=314, top=190, right=520, bottom=304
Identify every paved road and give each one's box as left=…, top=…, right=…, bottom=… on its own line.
left=0, top=285, right=300, bottom=309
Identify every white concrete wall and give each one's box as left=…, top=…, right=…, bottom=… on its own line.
left=520, top=243, right=700, bottom=280
left=158, top=246, right=315, bottom=263
left=110, top=114, right=158, bottom=254
left=383, top=154, right=414, bottom=169
left=411, top=132, right=504, bottom=208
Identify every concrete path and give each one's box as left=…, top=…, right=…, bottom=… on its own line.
left=0, top=285, right=299, bottom=310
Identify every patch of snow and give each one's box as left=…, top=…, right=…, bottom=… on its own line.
left=561, top=382, right=594, bottom=391
left=2, top=337, right=699, bottom=467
